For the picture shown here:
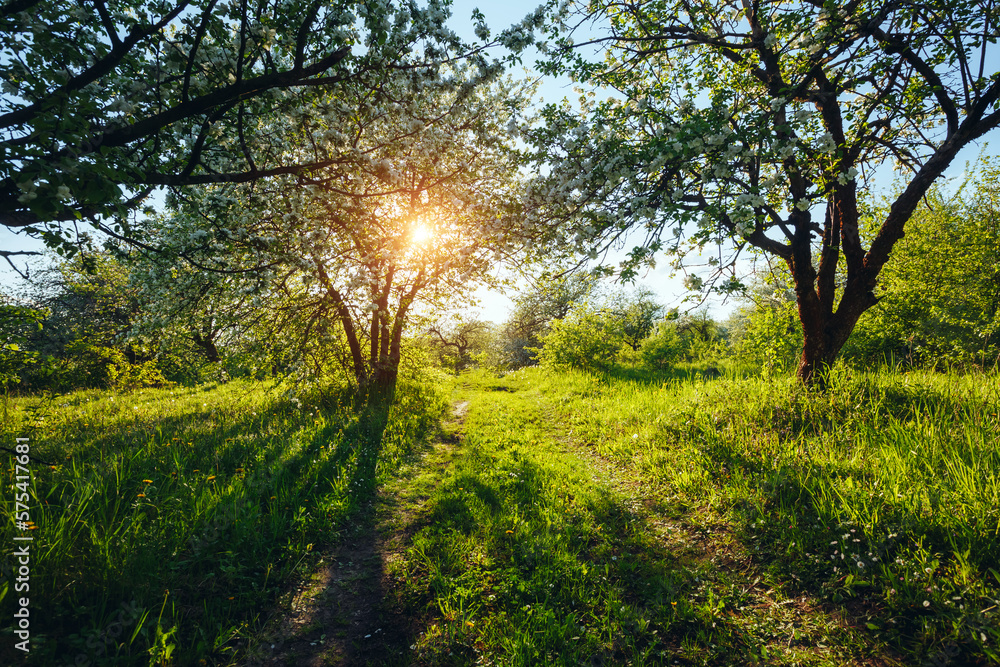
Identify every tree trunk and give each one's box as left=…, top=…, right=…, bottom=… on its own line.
left=796, top=319, right=847, bottom=388
left=191, top=331, right=221, bottom=363
left=794, top=271, right=876, bottom=387
left=786, top=190, right=877, bottom=389
left=367, top=361, right=398, bottom=408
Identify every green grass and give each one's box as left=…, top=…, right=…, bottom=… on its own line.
left=387, top=372, right=854, bottom=665
left=4, top=362, right=998, bottom=665
left=387, top=366, right=1000, bottom=665
left=535, top=366, right=1000, bottom=663
left=389, top=379, right=696, bottom=665
left=0, top=371, right=447, bottom=665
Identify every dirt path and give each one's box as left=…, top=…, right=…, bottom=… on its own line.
left=244, top=401, right=470, bottom=666
left=525, top=392, right=899, bottom=667
left=245, top=385, right=894, bottom=666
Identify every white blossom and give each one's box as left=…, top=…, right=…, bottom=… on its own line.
left=817, top=132, right=837, bottom=153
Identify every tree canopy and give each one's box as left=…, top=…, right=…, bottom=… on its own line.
left=525, top=0, right=1000, bottom=384
left=0, top=0, right=497, bottom=263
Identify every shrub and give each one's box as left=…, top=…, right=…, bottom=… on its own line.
left=639, top=321, right=683, bottom=369
left=536, top=305, right=627, bottom=371
left=731, top=298, right=802, bottom=373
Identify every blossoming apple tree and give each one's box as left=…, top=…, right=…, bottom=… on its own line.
left=0, top=0, right=487, bottom=266
left=525, top=0, right=1000, bottom=384
left=133, top=67, right=531, bottom=403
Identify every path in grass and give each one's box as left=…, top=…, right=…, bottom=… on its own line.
left=526, top=397, right=888, bottom=666
left=247, top=400, right=470, bottom=666
left=388, top=373, right=897, bottom=666
left=252, top=374, right=896, bottom=666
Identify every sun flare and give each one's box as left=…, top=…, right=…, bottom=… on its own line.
left=411, top=222, right=433, bottom=245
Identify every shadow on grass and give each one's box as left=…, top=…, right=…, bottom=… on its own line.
left=395, top=441, right=779, bottom=665
left=0, top=383, right=437, bottom=667
left=244, top=393, right=442, bottom=667
left=390, top=375, right=931, bottom=666
left=689, top=407, right=998, bottom=666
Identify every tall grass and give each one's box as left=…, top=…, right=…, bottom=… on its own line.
left=527, top=364, right=1000, bottom=662
left=0, top=371, right=446, bottom=665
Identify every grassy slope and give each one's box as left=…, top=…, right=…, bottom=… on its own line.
left=0, top=373, right=446, bottom=666
left=390, top=367, right=1000, bottom=666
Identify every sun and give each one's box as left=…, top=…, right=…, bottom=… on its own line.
left=411, top=222, right=433, bottom=245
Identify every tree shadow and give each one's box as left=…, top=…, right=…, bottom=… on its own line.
left=392, top=449, right=777, bottom=664
left=245, top=396, right=426, bottom=666
left=2, top=382, right=438, bottom=666
left=388, top=385, right=915, bottom=666
left=688, top=420, right=989, bottom=665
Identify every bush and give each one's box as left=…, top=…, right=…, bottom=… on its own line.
left=844, top=167, right=1000, bottom=369
left=0, top=300, right=44, bottom=389
left=100, top=348, right=174, bottom=391
left=639, top=321, right=683, bottom=369
left=536, top=305, right=627, bottom=371
left=731, top=299, right=802, bottom=373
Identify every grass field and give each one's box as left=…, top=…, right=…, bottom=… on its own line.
left=2, top=364, right=999, bottom=665
left=0, top=372, right=446, bottom=665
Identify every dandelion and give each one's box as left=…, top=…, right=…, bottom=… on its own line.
left=143, top=479, right=153, bottom=484
left=207, top=476, right=216, bottom=481
left=137, top=493, right=146, bottom=498
left=923, top=600, right=931, bottom=607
